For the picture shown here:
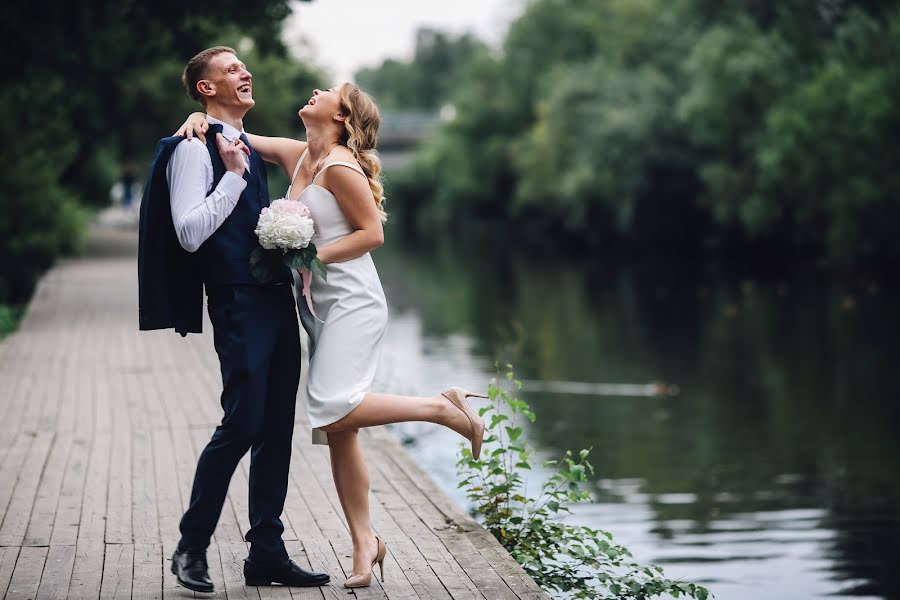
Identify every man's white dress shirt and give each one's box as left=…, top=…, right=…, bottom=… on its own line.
left=166, top=115, right=252, bottom=253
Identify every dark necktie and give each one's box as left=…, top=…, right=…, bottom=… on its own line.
left=238, top=133, right=254, bottom=176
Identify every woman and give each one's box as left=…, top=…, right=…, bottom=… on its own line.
left=175, top=84, right=486, bottom=588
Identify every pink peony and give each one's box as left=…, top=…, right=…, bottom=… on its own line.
left=269, top=198, right=311, bottom=218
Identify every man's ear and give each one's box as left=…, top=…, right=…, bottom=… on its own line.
left=197, top=80, right=215, bottom=100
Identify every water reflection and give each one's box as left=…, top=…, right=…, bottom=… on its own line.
left=371, top=234, right=900, bottom=599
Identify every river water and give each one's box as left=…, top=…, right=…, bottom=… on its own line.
left=366, top=234, right=900, bottom=600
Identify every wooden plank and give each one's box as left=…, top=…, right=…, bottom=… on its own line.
left=70, top=345, right=95, bottom=435
left=0, top=369, right=36, bottom=462
left=51, top=323, right=81, bottom=434
left=50, top=435, right=91, bottom=546
left=77, top=431, right=112, bottom=545
left=0, top=431, right=55, bottom=546
left=24, top=433, right=74, bottom=546
left=0, top=427, right=18, bottom=470
left=5, top=545, right=48, bottom=600
left=132, top=543, right=163, bottom=600
left=105, top=381, right=133, bottom=544
left=18, top=351, right=51, bottom=435
left=67, top=543, right=104, bottom=600
left=132, top=428, right=161, bottom=544
left=35, top=544, right=77, bottom=600
left=282, top=540, right=325, bottom=600
left=151, top=428, right=183, bottom=551
left=0, top=547, right=21, bottom=599
left=161, top=538, right=187, bottom=600
left=99, top=543, right=133, bottom=599
left=218, top=542, right=258, bottom=600
left=204, top=541, right=229, bottom=600
left=0, top=431, right=37, bottom=526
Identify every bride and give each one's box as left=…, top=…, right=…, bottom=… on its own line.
left=176, top=83, right=486, bottom=588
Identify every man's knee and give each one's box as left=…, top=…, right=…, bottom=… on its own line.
left=215, top=419, right=265, bottom=448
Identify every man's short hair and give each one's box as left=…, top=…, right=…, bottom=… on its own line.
left=182, top=46, right=236, bottom=105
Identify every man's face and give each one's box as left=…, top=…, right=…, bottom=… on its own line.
left=201, top=52, right=254, bottom=111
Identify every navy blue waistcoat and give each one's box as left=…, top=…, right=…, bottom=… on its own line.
left=197, top=124, right=291, bottom=286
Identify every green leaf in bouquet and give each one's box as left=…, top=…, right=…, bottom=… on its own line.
left=283, top=249, right=307, bottom=270
left=249, top=246, right=281, bottom=284
left=309, top=257, right=327, bottom=281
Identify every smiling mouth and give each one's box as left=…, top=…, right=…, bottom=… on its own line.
left=238, top=84, right=252, bottom=93
left=308, top=97, right=316, bottom=105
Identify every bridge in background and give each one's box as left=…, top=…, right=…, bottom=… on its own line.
left=378, top=111, right=442, bottom=151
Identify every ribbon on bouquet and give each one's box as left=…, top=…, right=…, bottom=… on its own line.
left=299, top=268, right=325, bottom=324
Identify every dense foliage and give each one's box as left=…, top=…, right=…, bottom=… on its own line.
left=1, top=1, right=324, bottom=303
left=457, top=367, right=710, bottom=599
left=380, top=0, right=900, bottom=265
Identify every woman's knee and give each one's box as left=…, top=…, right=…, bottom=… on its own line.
left=323, top=425, right=359, bottom=441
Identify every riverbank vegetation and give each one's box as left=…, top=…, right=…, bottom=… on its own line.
left=458, top=367, right=710, bottom=599
left=374, top=1, right=900, bottom=266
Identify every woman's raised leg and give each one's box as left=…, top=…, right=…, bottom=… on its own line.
left=319, top=391, right=472, bottom=437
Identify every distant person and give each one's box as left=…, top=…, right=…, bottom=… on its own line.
left=175, top=80, right=488, bottom=587
left=109, top=169, right=141, bottom=211
left=122, top=171, right=136, bottom=208
left=139, top=46, right=330, bottom=592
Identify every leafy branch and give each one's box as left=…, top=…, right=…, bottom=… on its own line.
left=456, top=365, right=711, bottom=600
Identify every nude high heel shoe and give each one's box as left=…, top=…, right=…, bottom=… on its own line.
left=441, top=387, right=488, bottom=460
left=343, top=536, right=387, bottom=588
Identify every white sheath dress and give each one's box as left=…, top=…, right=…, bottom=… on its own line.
left=286, top=153, right=388, bottom=445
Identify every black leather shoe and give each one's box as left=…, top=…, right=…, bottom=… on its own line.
left=171, top=549, right=214, bottom=593
left=244, top=557, right=330, bottom=587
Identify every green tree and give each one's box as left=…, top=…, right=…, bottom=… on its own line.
left=0, top=1, right=322, bottom=303
left=386, top=0, right=900, bottom=265
left=756, top=8, right=900, bottom=262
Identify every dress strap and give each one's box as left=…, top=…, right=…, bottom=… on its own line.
left=312, top=161, right=366, bottom=183
left=286, top=149, right=308, bottom=198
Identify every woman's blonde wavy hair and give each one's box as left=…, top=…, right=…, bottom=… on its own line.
left=338, top=83, right=387, bottom=222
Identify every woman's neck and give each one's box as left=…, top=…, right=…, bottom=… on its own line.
left=305, top=127, right=341, bottom=161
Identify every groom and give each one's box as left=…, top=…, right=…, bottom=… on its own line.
left=138, top=46, right=329, bottom=592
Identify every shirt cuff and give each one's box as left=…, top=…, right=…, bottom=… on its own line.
left=217, top=171, right=248, bottom=200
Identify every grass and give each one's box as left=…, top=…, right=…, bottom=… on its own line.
left=0, top=304, right=25, bottom=340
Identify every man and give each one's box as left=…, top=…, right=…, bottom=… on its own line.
left=138, top=46, right=329, bottom=592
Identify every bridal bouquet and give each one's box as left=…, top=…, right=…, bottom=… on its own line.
left=249, top=198, right=327, bottom=284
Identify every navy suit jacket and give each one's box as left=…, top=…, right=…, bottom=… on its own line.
left=137, top=136, right=204, bottom=336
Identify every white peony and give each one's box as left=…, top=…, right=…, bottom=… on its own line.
left=254, top=199, right=315, bottom=250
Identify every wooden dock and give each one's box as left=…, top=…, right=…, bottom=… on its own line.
left=0, top=222, right=548, bottom=600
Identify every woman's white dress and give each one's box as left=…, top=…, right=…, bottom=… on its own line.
left=286, top=154, right=388, bottom=445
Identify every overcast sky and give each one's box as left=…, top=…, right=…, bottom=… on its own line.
left=282, top=0, right=524, bottom=83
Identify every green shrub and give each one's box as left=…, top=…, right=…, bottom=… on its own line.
left=0, top=304, right=25, bottom=340
left=457, top=366, right=710, bottom=599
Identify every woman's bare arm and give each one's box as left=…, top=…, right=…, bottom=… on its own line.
left=245, top=134, right=306, bottom=177
left=174, top=112, right=306, bottom=177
